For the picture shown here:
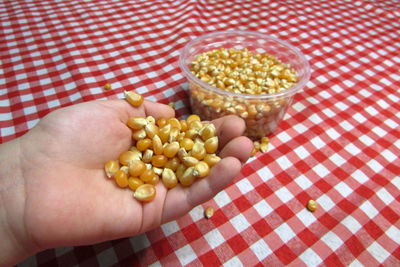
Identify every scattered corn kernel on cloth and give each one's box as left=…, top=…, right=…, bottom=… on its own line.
left=2, top=0, right=399, bottom=266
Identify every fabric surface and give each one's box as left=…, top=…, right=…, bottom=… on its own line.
left=1, top=0, right=399, bottom=266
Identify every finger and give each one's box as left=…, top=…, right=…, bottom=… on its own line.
left=211, top=115, right=246, bottom=148
left=161, top=156, right=241, bottom=223
left=142, top=100, right=175, bottom=120
left=99, top=99, right=175, bottom=122
left=219, top=136, right=253, bottom=164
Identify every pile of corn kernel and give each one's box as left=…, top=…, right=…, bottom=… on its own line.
left=251, top=136, right=269, bottom=156
left=104, top=91, right=221, bottom=202
left=189, top=47, right=298, bottom=139
left=190, top=48, right=297, bottom=95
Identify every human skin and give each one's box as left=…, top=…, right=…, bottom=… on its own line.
left=0, top=99, right=253, bottom=266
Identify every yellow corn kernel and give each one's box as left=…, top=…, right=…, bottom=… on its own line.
left=167, top=117, right=181, bottom=130
left=169, top=127, right=180, bottom=143
left=180, top=120, right=188, bottom=131
left=142, top=149, right=154, bottom=163
left=179, top=166, right=196, bottom=187
left=134, top=184, right=156, bottom=202
left=127, top=117, right=148, bottom=130
left=129, top=146, right=143, bottom=157
left=191, top=143, right=206, bottom=160
left=152, top=135, right=163, bottom=155
left=165, top=157, right=180, bottom=172
left=184, top=128, right=198, bottom=139
left=182, top=156, right=199, bottom=167
left=163, top=141, right=180, bottom=158
left=157, top=118, right=167, bottom=128
left=119, top=165, right=129, bottom=174
left=189, top=120, right=203, bottom=131
left=199, top=123, right=216, bottom=140
left=162, top=168, right=178, bottom=189
left=104, top=160, right=119, bottom=178
left=204, top=206, right=214, bottom=219
left=128, top=177, right=144, bottom=191
left=193, top=161, right=210, bottom=178
left=136, top=138, right=152, bottom=152
left=261, top=136, right=269, bottom=144
left=146, top=174, right=160, bottom=186
left=140, top=168, right=156, bottom=183
left=177, top=147, right=188, bottom=161
left=177, top=132, right=185, bottom=142
left=115, top=170, right=129, bottom=188
left=145, top=123, right=159, bottom=139
left=159, top=124, right=171, bottom=143
left=125, top=91, right=144, bottom=107
left=260, top=142, right=268, bottom=153
left=104, top=83, right=111, bottom=90
left=186, top=114, right=201, bottom=124
left=204, top=136, right=218, bottom=154
left=307, top=200, right=318, bottom=212
left=204, top=154, right=221, bottom=167
left=132, top=128, right=147, bottom=141
left=119, top=151, right=140, bottom=166
left=253, top=141, right=260, bottom=150
left=168, top=102, right=175, bottom=109
left=146, top=116, right=156, bottom=124
left=153, top=167, right=163, bottom=176
left=176, top=164, right=186, bottom=180
left=180, top=138, right=194, bottom=151
left=128, top=159, right=146, bottom=177
left=194, top=137, right=205, bottom=146
left=251, top=147, right=258, bottom=156
left=151, top=155, right=168, bottom=168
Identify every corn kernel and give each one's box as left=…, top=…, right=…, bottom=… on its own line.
left=204, top=136, right=218, bottom=154
left=163, top=141, right=180, bottom=158
left=128, top=159, right=146, bottom=177
left=146, top=174, right=160, bottom=185
left=204, top=206, right=214, bottom=219
left=140, top=169, right=156, bottom=183
left=104, top=83, right=111, bottom=90
left=182, top=156, right=199, bottom=167
left=307, top=200, right=318, bottom=212
left=167, top=117, right=181, bottom=130
left=152, top=135, right=163, bottom=155
left=179, top=166, right=196, bottom=187
left=119, top=151, right=140, bottom=166
left=162, top=168, right=178, bottom=189
left=127, top=117, right=148, bottom=130
left=132, top=128, right=147, bottom=141
left=145, top=123, right=159, bottom=139
left=193, top=161, right=210, bottom=178
left=142, top=149, right=153, bottom=163
left=180, top=138, right=194, bottom=151
left=151, top=155, right=168, bottom=168
left=204, top=154, right=221, bottom=167
left=134, top=184, right=156, bottom=202
left=104, top=160, right=119, bottom=178
left=136, top=138, right=152, bottom=152
left=191, top=143, right=206, bottom=160
left=128, top=177, right=144, bottom=191
left=165, top=157, right=180, bottom=171
left=125, top=91, right=144, bottom=107
left=157, top=118, right=167, bottom=127
left=115, top=170, right=129, bottom=188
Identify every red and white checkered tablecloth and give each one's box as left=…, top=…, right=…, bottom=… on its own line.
left=1, top=0, right=399, bottom=266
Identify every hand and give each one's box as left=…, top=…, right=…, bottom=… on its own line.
left=0, top=99, right=253, bottom=265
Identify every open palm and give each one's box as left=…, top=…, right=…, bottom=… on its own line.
left=15, top=99, right=253, bottom=252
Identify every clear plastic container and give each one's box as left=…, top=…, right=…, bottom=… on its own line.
left=179, top=31, right=310, bottom=139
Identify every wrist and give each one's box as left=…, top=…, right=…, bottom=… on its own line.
left=0, top=138, right=39, bottom=266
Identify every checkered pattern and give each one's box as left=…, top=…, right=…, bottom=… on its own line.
left=2, top=0, right=399, bottom=266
